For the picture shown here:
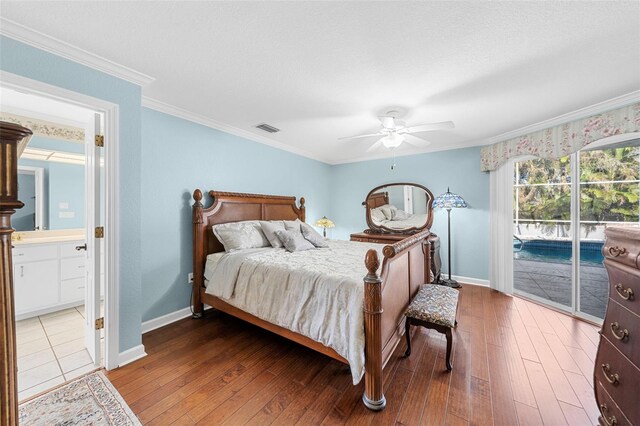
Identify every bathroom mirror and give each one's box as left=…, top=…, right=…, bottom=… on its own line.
left=16, top=135, right=85, bottom=232
left=363, top=183, right=434, bottom=234
left=14, top=166, right=45, bottom=231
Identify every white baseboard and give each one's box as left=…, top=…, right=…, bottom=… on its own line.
left=118, top=344, right=146, bottom=367
left=141, top=305, right=213, bottom=335
left=141, top=307, right=193, bottom=334
left=451, top=275, right=490, bottom=287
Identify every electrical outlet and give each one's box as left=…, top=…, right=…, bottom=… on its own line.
left=188, top=272, right=194, bottom=283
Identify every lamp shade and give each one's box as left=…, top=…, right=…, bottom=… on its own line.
left=433, top=187, right=467, bottom=210
left=314, top=216, right=335, bottom=229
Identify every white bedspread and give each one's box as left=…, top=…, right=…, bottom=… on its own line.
left=376, top=213, right=428, bottom=230
left=204, top=240, right=384, bottom=384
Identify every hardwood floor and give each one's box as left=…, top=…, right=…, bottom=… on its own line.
left=106, top=285, right=601, bottom=425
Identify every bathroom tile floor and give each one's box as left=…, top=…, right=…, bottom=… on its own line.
left=15, top=305, right=102, bottom=401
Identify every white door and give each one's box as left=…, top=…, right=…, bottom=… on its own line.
left=84, top=113, right=102, bottom=365
left=404, top=185, right=414, bottom=214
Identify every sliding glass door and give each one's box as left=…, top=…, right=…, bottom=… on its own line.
left=513, top=157, right=573, bottom=312
left=513, top=139, right=640, bottom=321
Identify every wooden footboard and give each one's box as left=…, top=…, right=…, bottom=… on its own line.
left=362, top=230, right=431, bottom=410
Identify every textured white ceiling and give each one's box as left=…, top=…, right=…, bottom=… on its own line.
left=1, top=1, right=639, bottom=164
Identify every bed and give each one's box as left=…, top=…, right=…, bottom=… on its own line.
left=191, top=188, right=432, bottom=411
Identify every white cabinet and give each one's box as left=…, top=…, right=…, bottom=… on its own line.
left=13, top=260, right=59, bottom=313
left=13, top=240, right=85, bottom=320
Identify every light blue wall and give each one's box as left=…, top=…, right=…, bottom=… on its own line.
left=48, top=162, right=85, bottom=229
left=140, top=108, right=332, bottom=321
left=329, top=146, right=490, bottom=281
left=1, top=35, right=143, bottom=352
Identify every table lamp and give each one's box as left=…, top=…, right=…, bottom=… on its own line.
left=314, top=216, right=335, bottom=237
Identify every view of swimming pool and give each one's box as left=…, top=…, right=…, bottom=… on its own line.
left=513, top=239, right=604, bottom=266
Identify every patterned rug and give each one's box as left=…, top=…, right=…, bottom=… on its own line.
left=19, top=370, right=141, bottom=425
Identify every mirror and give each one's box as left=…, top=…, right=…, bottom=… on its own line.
left=17, top=135, right=85, bottom=231
left=14, top=166, right=45, bottom=231
left=363, top=183, right=434, bottom=234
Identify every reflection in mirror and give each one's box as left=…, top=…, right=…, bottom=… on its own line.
left=365, top=183, right=434, bottom=233
left=14, top=166, right=44, bottom=231
left=17, top=135, right=85, bottom=231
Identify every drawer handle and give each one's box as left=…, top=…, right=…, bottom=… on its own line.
left=610, top=322, right=629, bottom=341
left=614, top=283, right=634, bottom=300
left=608, top=246, right=628, bottom=257
left=600, top=404, right=618, bottom=426
left=601, top=363, right=620, bottom=385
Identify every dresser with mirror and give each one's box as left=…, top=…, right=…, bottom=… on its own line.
left=350, top=182, right=442, bottom=282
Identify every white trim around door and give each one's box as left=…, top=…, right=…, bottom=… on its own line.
left=0, top=70, right=123, bottom=370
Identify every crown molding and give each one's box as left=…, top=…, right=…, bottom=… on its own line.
left=141, top=96, right=329, bottom=164
left=0, top=18, right=155, bottom=86
left=478, top=90, right=640, bottom=146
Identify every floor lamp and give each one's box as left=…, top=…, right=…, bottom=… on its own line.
left=433, top=188, right=467, bottom=288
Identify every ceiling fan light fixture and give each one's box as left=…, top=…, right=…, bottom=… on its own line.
left=380, top=133, right=404, bottom=149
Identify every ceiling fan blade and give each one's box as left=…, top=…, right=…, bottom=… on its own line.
left=402, top=121, right=455, bottom=134
left=366, top=140, right=384, bottom=152
left=404, top=134, right=432, bottom=147
left=338, top=132, right=381, bottom=141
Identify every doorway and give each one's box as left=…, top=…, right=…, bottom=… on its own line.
left=1, top=85, right=109, bottom=400
left=512, top=136, right=640, bottom=322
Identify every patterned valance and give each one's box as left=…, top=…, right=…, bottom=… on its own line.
left=480, top=103, right=640, bottom=172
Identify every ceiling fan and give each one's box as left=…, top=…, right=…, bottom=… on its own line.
left=339, top=110, right=454, bottom=152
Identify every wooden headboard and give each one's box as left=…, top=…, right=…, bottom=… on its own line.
left=192, top=189, right=305, bottom=285
left=367, top=191, right=389, bottom=209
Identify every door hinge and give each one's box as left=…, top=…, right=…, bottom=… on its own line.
left=95, top=135, right=104, bottom=147
left=95, top=227, right=104, bottom=238
left=95, top=317, right=104, bottom=330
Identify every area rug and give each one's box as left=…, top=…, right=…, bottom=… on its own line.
left=19, top=370, right=141, bottom=425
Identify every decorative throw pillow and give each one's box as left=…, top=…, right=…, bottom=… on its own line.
left=212, top=221, right=270, bottom=252
left=260, top=221, right=286, bottom=248
left=370, top=207, right=386, bottom=223
left=274, top=229, right=315, bottom=252
left=301, top=222, right=328, bottom=248
left=283, top=219, right=302, bottom=232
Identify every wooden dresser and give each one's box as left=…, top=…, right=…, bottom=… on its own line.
left=596, top=226, right=640, bottom=426
left=350, top=232, right=442, bottom=283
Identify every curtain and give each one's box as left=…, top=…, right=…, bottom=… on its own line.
left=481, top=102, right=640, bottom=172
left=489, top=160, right=514, bottom=294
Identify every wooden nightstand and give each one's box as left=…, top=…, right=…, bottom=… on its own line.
left=350, top=232, right=442, bottom=282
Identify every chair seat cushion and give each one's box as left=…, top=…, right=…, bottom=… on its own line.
left=406, top=285, right=459, bottom=328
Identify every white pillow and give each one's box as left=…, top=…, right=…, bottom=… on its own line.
left=301, top=223, right=328, bottom=248
left=379, top=204, right=394, bottom=220
left=283, top=218, right=303, bottom=232
left=370, top=207, right=386, bottom=223
left=275, top=229, right=315, bottom=252
left=260, top=221, right=286, bottom=248
left=212, top=221, right=270, bottom=252
left=393, top=209, right=410, bottom=220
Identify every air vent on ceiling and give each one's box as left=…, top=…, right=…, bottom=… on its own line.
left=255, top=123, right=280, bottom=133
